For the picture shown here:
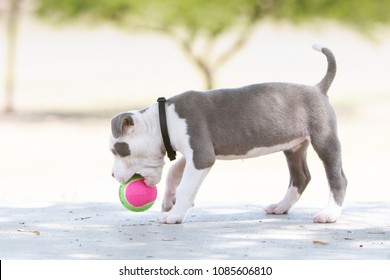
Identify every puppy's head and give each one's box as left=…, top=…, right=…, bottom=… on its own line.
left=110, top=111, right=165, bottom=186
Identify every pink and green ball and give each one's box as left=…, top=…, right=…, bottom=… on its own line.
left=119, top=174, right=157, bottom=212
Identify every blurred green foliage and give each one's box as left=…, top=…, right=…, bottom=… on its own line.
left=273, top=0, right=390, bottom=31
left=36, top=0, right=390, bottom=35
left=36, top=0, right=262, bottom=39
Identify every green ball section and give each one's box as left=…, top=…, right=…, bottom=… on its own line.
left=119, top=174, right=155, bottom=212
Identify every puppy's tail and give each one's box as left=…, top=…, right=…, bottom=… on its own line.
left=312, top=44, right=336, bottom=95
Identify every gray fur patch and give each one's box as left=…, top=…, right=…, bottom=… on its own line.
left=168, top=83, right=333, bottom=170
left=284, top=139, right=311, bottom=194
left=114, top=142, right=131, bottom=157
left=111, top=113, right=134, bottom=138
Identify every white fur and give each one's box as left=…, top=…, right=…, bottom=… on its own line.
left=265, top=186, right=301, bottom=215
left=312, top=44, right=324, bottom=52
left=160, top=164, right=211, bottom=224
left=216, top=137, right=308, bottom=160
left=160, top=105, right=190, bottom=214
left=313, top=193, right=342, bottom=223
left=162, top=157, right=186, bottom=212
left=166, top=104, right=191, bottom=153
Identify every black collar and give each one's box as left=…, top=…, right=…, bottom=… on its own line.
left=157, top=97, right=177, bottom=161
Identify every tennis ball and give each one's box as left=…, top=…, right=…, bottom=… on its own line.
left=119, top=174, right=157, bottom=212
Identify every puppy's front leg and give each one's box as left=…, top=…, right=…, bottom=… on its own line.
left=162, top=157, right=186, bottom=212
left=159, top=161, right=211, bottom=224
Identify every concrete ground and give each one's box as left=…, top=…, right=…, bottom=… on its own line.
left=0, top=202, right=389, bottom=260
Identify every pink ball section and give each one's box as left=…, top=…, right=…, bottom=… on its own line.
left=125, top=180, right=157, bottom=207
left=119, top=174, right=158, bottom=212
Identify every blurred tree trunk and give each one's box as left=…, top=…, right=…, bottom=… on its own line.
left=173, top=10, right=257, bottom=90
left=179, top=28, right=253, bottom=90
left=4, top=0, right=21, bottom=113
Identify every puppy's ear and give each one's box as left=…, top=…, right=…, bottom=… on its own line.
left=111, top=113, right=135, bottom=138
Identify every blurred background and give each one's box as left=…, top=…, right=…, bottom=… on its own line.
left=0, top=0, right=389, bottom=208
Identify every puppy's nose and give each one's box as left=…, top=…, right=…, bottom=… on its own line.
left=111, top=173, right=115, bottom=178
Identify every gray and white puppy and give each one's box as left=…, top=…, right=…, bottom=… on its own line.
left=110, top=45, right=347, bottom=224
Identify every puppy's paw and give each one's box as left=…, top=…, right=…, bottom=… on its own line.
left=159, top=212, right=169, bottom=223
left=313, top=209, right=341, bottom=223
left=265, top=203, right=290, bottom=215
left=159, top=211, right=184, bottom=224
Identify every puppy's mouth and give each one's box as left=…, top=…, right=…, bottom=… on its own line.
left=143, top=176, right=160, bottom=187
left=113, top=174, right=134, bottom=184
left=117, top=174, right=159, bottom=187
left=118, top=177, right=130, bottom=184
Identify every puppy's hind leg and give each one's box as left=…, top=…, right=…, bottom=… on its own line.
left=311, top=132, right=347, bottom=223
left=162, top=157, right=186, bottom=212
left=266, top=139, right=311, bottom=215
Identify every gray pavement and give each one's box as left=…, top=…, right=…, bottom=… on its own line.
left=0, top=202, right=388, bottom=260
